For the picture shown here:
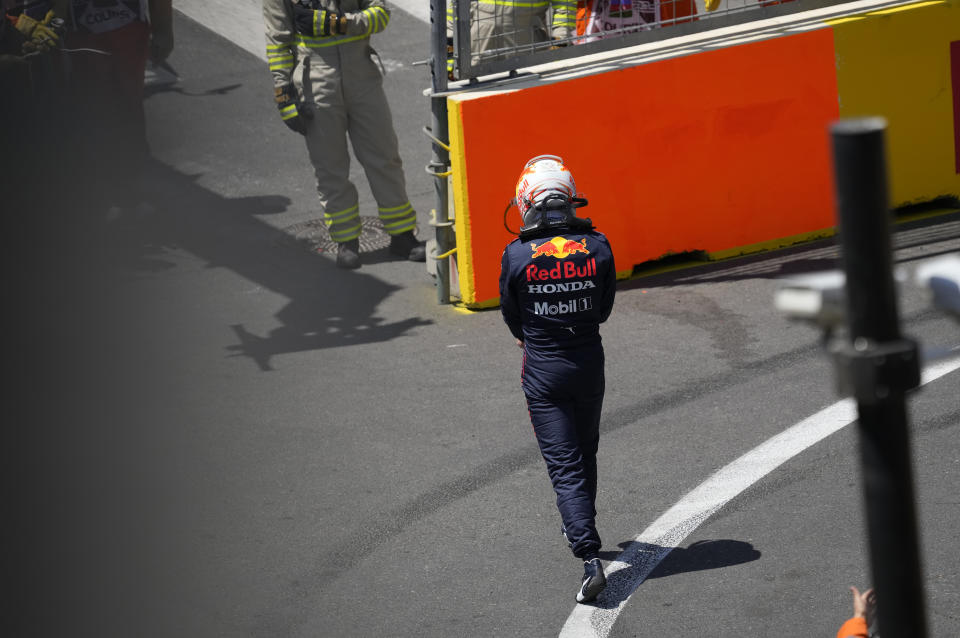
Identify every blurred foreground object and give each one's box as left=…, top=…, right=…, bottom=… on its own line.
left=914, top=254, right=960, bottom=320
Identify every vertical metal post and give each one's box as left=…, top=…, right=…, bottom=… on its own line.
left=830, top=118, right=927, bottom=638
left=430, top=0, right=452, bottom=304
left=455, top=0, right=473, bottom=81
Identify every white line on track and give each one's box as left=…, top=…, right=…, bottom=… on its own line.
left=560, top=354, right=960, bottom=638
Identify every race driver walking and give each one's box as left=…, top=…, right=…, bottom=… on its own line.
left=262, top=0, right=425, bottom=269
left=499, top=155, right=616, bottom=603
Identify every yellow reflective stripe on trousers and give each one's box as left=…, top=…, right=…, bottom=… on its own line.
left=328, top=221, right=363, bottom=242
left=379, top=203, right=416, bottom=234
left=383, top=218, right=416, bottom=234
left=325, top=203, right=362, bottom=242
left=378, top=202, right=413, bottom=216
left=324, top=204, right=360, bottom=224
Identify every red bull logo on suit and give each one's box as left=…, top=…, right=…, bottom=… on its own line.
left=526, top=259, right=597, bottom=282
left=530, top=236, right=590, bottom=259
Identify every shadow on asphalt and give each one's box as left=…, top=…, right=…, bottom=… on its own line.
left=621, top=210, right=960, bottom=292
left=647, top=538, right=761, bottom=577
left=590, top=539, right=761, bottom=609
left=143, top=79, right=243, bottom=100
left=106, top=157, right=433, bottom=371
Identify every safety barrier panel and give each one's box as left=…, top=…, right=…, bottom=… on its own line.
left=446, top=0, right=960, bottom=307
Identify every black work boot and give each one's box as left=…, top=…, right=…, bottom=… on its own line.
left=389, top=230, right=426, bottom=262
left=576, top=557, right=606, bottom=603
left=336, top=239, right=361, bottom=270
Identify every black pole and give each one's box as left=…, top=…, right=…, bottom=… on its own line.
left=830, top=118, right=927, bottom=638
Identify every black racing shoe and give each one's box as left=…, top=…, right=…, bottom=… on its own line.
left=576, top=558, right=606, bottom=603
left=389, top=230, right=426, bottom=262
left=336, top=239, right=361, bottom=270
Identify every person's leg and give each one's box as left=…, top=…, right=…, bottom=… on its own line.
left=568, top=354, right=607, bottom=603
left=526, top=393, right=602, bottom=560
left=303, top=100, right=362, bottom=268
left=344, top=72, right=423, bottom=261
left=573, top=370, right=605, bottom=509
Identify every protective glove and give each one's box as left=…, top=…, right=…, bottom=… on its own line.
left=704, top=0, right=721, bottom=11
left=12, top=10, right=61, bottom=52
left=292, top=2, right=347, bottom=37
left=275, top=84, right=312, bottom=135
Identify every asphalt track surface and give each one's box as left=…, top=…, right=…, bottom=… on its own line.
left=5, top=5, right=960, bottom=638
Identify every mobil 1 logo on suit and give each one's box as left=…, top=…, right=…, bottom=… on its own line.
left=534, top=296, right=594, bottom=316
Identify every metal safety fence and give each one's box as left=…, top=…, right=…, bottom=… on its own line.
left=444, top=0, right=855, bottom=82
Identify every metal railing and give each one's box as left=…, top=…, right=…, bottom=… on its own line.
left=446, top=0, right=856, bottom=82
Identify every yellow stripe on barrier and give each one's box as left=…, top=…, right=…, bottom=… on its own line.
left=867, top=0, right=945, bottom=14
left=447, top=98, right=477, bottom=305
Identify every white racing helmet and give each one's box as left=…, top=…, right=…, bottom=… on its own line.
left=513, top=154, right=590, bottom=234
left=515, top=155, right=577, bottom=224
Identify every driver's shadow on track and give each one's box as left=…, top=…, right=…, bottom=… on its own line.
left=591, top=539, right=761, bottom=609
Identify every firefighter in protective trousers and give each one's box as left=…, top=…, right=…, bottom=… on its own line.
left=446, top=0, right=576, bottom=67
left=263, top=0, right=424, bottom=269
left=499, top=155, right=616, bottom=603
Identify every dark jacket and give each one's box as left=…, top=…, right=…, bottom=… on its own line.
left=499, top=225, right=616, bottom=353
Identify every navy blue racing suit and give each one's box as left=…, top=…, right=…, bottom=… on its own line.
left=499, top=224, right=616, bottom=559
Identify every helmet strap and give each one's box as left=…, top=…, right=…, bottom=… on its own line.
left=518, top=195, right=593, bottom=239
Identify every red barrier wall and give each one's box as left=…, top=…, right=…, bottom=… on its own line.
left=450, top=28, right=840, bottom=306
